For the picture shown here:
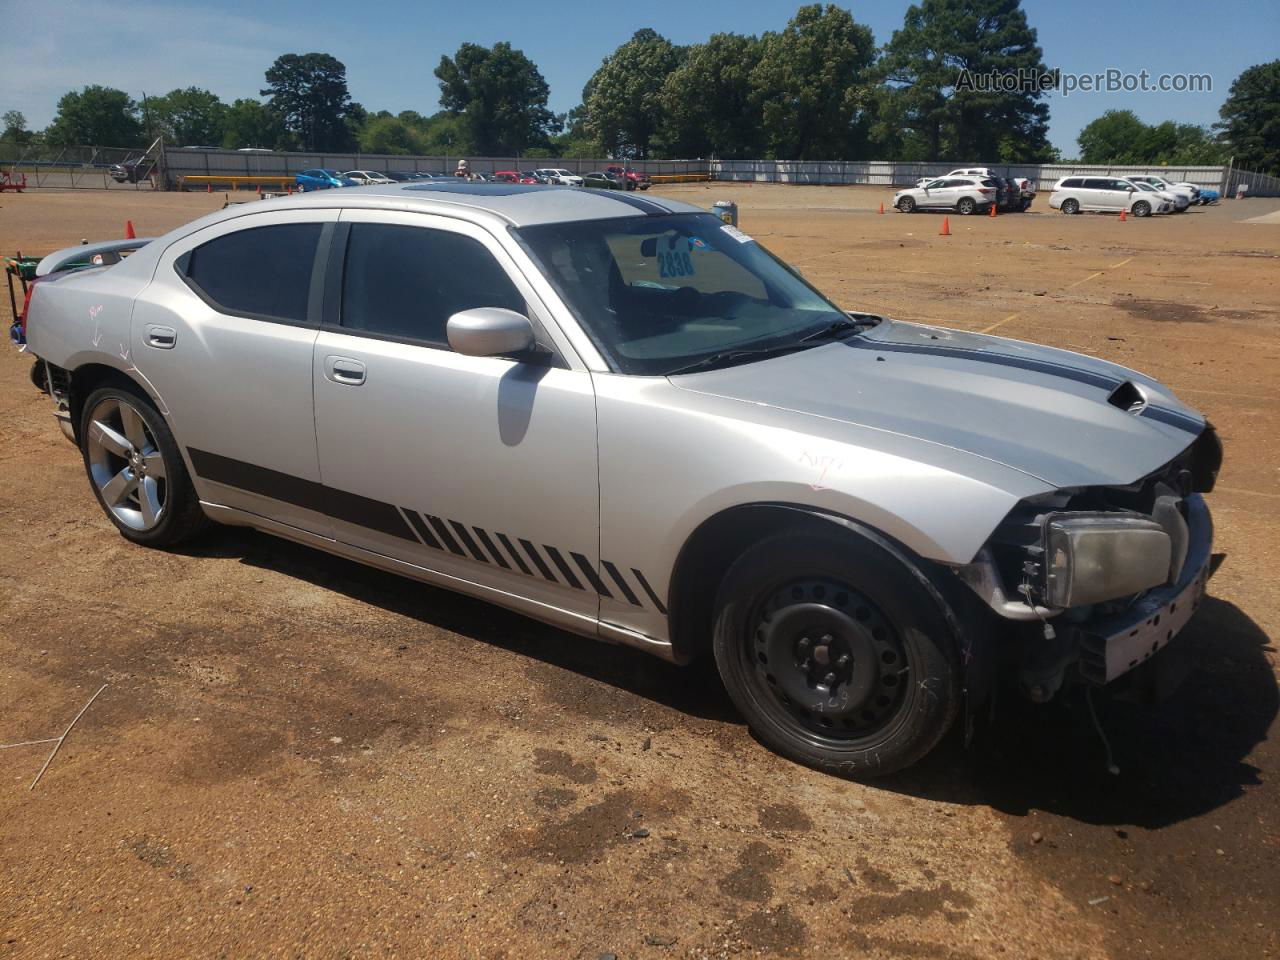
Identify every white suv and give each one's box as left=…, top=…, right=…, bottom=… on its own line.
left=894, top=176, right=998, bottom=215
left=1123, top=176, right=1195, bottom=210
left=536, top=168, right=584, bottom=187
left=914, top=167, right=990, bottom=188
left=1049, top=177, right=1173, bottom=217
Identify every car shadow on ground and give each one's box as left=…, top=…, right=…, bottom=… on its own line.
left=881, top=593, right=1277, bottom=829
left=184, top=528, right=1275, bottom=829
left=180, top=526, right=742, bottom=726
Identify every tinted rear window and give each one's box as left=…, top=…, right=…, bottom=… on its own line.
left=183, top=223, right=321, bottom=323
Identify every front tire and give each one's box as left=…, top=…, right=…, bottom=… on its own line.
left=1132, top=200, right=1151, bottom=218
left=897, top=197, right=916, bottom=213
left=79, top=382, right=208, bottom=547
left=712, top=528, right=960, bottom=777
left=957, top=197, right=977, bottom=215
left=1061, top=198, right=1080, bottom=215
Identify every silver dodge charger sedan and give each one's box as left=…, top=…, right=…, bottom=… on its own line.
left=23, top=182, right=1221, bottom=776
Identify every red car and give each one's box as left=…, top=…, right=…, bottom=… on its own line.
left=605, top=165, right=651, bottom=191
left=493, top=170, right=539, bottom=185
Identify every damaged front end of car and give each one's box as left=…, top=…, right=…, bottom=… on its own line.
left=954, top=424, right=1223, bottom=703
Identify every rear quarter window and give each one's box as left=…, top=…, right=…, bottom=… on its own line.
left=179, top=223, right=322, bottom=324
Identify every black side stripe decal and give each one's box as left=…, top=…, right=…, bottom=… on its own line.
left=404, top=509, right=442, bottom=549
left=187, top=448, right=667, bottom=615
left=603, top=561, right=641, bottom=606
left=187, top=448, right=416, bottom=542
left=473, top=527, right=510, bottom=569
left=544, top=546, right=583, bottom=590
left=520, top=539, right=558, bottom=583
left=573, top=552, right=613, bottom=599
left=427, top=515, right=465, bottom=556
left=498, top=533, right=533, bottom=576
left=449, top=520, right=489, bottom=563
left=632, top=569, right=668, bottom=615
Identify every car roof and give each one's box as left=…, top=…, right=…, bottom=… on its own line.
left=191, top=181, right=705, bottom=228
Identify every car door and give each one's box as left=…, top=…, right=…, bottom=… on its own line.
left=132, top=207, right=338, bottom=535
left=310, top=209, right=603, bottom=625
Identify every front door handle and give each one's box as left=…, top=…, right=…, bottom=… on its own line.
left=144, top=324, right=176, bottom=349
left=324, top=355, right=366, bottom=386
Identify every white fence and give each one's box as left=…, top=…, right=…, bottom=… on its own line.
left=710, top=160, right=1242, bottom=193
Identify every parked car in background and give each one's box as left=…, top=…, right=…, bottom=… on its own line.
left=894, top=176, right=998, bottom=215
left=521, top=171, right=552, bottom=185
left=914, top=167, right=991, bottom=188
left=1124, top=176, right=1195, bottom=210
left=493, top=170, right=538, bottom=185
left=582, top=171, right=625, bottom=190
left=605, top=165, right=651, bottom=190
left=343, top=170, right=396, bottom=186
left=1049, top=177, right=1172, bottom=217
left=382, top=171, right=417, bottom=182
left=109, top=155, right=155, bottom=184
left=1194, top=187, right=1220, bottom=204
left=295, top=169, right=357, bottom=192
left=24, top=182, right=1222, bottom=778
left=536, top=168, right=584, bottom=186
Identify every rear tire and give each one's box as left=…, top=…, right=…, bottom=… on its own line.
left=79, top=382, right=208, bottom=547
left=712, top=527, right=960, bottom=777
left=1061, top=198, right=1080, bottom=215
left=1133, top=200, right=1152, bottom=218
left=957, top=197, right=976, bottom=215
left=897, top=197, right=916, bottom=213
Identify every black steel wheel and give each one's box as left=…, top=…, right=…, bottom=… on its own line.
left=713, top=526, right=960, bottom=777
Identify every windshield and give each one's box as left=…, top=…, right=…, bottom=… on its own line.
left=1133, top=182, right=1157, bottom=192
left=516, top=213, right=850, bottom=375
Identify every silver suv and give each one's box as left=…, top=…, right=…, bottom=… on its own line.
left=24, top=182, right=1221, bottom=776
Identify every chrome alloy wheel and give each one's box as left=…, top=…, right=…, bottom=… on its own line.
left=85, top=397, right=167, bottom=531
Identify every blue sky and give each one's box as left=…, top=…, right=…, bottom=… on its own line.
left=3, top=0, right=1276, bottom=156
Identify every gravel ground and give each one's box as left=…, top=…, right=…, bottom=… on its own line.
left=1, top=184, right=1277, bottom=959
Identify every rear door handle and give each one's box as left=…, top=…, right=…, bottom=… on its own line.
left=144, top=324, right=176, bottom=349
left=324, top=355, right=366, bottom=386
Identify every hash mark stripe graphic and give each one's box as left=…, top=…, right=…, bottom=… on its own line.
left=602, top=561, right=642, bottom=606
left=572, top=552, right=613, bottom=599
left=403, top=509, right=442, bottom=550
left=498, top=533, right=533, bottom=576
left=427, top=515, right=465, bottom=556
left=473, top=527, right=510, bottom=570
left=449, top=520, right=489, bottom=563
left=632, top=568, right=667, bottom=615
left=544, top=546, right=584, bottom=590
left=520, top=539, right=558, bottom=583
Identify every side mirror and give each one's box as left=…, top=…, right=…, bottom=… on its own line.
left=447, top=307, right=536, bottom=358
left=1128, top=186, right=1136, bottom=193
left=640, top=237, right=658, bottom=257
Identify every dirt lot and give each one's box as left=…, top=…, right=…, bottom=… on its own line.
left=1, top=184, right=1277, bottom=959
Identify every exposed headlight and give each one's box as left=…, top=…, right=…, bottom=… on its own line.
left=1044, top=514, right=1171, bottom=607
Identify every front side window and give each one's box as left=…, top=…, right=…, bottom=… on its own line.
left=517, top=213, right=849, bottom=376
left=340, top=223, right=526, bottom=346
left=182, top=223, right=322, bottom=323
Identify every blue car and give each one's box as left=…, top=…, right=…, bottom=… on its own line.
left=295, top=168, right=357, bottom=192
left=1196, top=187, right=1220, bottom=205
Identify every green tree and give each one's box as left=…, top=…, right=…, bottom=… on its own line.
left=419, top=111, right=473, bottom=156
left=220, top=98, right=284, bottom=149
left=659, top=33, right=763, bottom=158
left=1216, top=60, right=1280, bottom=173
left=436, top=42, right=556, bottom=155
left=44, top=85, right=142, bottom=146
left=1076, top=109, right=1148, bottom=163
left=150, top=87, right=227, bottom=146
left=262, top=53, right=354, bottom=152
left=750, top=5, right=877, bottom=160
left=359, top=114, right=423, bottom=154
left=879, top=0, right=1053, bottom=162
left=1, top=110, right=33, bottom=144
left=583, top=29, right=685, bottom=158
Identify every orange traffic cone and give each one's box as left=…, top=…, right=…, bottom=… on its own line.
left=206, top=183, right=212, bottom=193
left=124, top=220, right=136, bottom=239
left=989, top=202, right=997, bottom=218
left=939, top=216, right=951, bottom=237
left=879, top=202, right=885, bottom=214
left=256, top=184, right=262, bottom=195
left=1119, top=209, right=1127, bottom=222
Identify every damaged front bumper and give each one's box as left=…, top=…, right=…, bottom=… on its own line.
left=1072, top=493, right=1212, bottom=684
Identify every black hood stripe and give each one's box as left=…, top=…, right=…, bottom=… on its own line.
left=845, top=337, right=1122, bottom=391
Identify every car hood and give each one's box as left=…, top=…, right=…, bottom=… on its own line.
left=668, top=319, right=1204, bottom=489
